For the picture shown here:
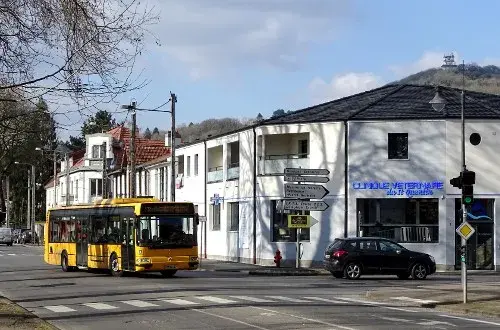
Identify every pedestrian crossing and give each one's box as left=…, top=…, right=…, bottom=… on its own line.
left=31, top=294, right=357, bottom=315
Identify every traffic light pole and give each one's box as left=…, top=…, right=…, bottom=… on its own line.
left=460, top=87, right=468, bottom=304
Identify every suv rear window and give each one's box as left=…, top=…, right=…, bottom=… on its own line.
left=325, top=239, right=344, bottom=253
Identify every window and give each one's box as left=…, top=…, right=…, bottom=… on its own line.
left=271, top=200, right=310, bottom=242
left=388, top=133, right=408, bottom=159
left=211, top=204, right=221, bottom=231
left=359, top=240, right=378, bottom=251
left=106, top=215, right=121, bottom=244
left=357, top=198, right=439, bottom=243
left=194, top=154, right=199, bottom=176
left=91, top=216, right=106, bottom=243
left=50, top=216, right=76, bottom=242
left=187, top=156, right=191, bottom=177
left=92, top=145, right=101, bottom=158
left=298, top=139, right=308, bottom=158
left=90, top=179, right=103, bottom=197
left=144, top=170, right=149, bottom=195
left=228, top=202, right=239, bottom=231
left=159, top=167, right=165, bottom=201
left=75, top=180, right=78, bottom=200
left=379, top=240, right=404, bottom=252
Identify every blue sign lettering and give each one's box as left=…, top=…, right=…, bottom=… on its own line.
left=351, top=180, right=444, bottom=198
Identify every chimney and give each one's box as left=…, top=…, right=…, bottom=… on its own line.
left=165, top=131, right=171, bottom=147
left=166, top=130, right=182, bottom=147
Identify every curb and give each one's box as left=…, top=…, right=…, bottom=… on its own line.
left=197, top=267, right=330, bottom=276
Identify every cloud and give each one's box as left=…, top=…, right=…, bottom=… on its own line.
left=308, top=72, right=385, bottom=104
left=149, top=0, right=352, bottom=79
left=389, top=51, right=458, bottom=78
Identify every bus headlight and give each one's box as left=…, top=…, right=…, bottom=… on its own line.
left=136, top=258, right=151, bottom=264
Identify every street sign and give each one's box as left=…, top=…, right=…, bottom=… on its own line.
left=284, top=183, right=329, bottom=199
left=456, top=221, right=475, bottom=240
left=284, top=175, right=329, bottom=183
left=285, top=168, right=330, bottom=176
left=287, top=215, right=319, bottom=228
left=284, top=200, right=329, bottom=211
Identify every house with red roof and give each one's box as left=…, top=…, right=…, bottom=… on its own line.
left=43, top=125, right=171, bottom=209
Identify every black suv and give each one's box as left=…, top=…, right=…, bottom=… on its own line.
left=323, top=237, right=436, bottom=280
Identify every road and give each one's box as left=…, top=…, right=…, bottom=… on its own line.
left=1, top=244, right=500, bottom=329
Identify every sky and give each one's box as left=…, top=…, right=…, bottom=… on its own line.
left=55, top=0, right=500, bottom=140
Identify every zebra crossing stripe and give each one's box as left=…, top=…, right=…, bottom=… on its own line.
left=229, top=296, right=274, bottom=303
left=304, top=297, right=348, bottom=304
left=161, top=298, right=199, bottom=306
left=195, top=296, right=236, bottom=304
left=265, top=296, right=310, bottom=303
left=121, top=300, right=159, bottom=307
left=83, top=302, right=118, bottom=310
left=45, top=305, right=76, bottom=313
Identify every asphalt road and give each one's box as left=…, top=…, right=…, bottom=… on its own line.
left=1, top=244, right=500, bottom=329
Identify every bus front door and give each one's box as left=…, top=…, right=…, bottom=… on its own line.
left=76, top=218, right=89, bottom=267
left=121, top=217, right=135, bottom=271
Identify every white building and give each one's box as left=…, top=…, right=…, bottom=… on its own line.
left=109, top=84, right=500, bottom=271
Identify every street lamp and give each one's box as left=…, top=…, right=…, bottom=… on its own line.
left=14, top=161, right=35, bottom=240
left=429, top=76, right=468, bottom=304
left=36, top=145, right=71, bottom=207
left=121, top=92, right=177, bottom=201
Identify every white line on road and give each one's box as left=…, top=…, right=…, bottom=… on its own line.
left=304, top=297, right=348, bottom=304
left=336, top=297, right=384, bottom=305
left=376, top=315, right=412, bottom=323
left=383, top=306, right=419, bottom=313
left=193, top=309, right=270, bottom=330
left=250, top=306, right=357, bottom=330
left=45, top=305, right=76, bottom=313
left=121, top=300, right=158, bottom=308
left=439, top=314, right=500, bottom=326
left=83, top=302, right=118, bottom=310
left=161, top=298, right=199, bottom=306
left=196, top=296, right=236, bottom=304
left=392, top=296, right=438, bottom=304
left=7, top=254, right=15, bottom=256
left=229, top=296, right=274, bottom=303
left=265, top=296, right=310, bottom=303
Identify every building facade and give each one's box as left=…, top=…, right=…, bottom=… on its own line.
left=108, top=84, right=500, bottom=271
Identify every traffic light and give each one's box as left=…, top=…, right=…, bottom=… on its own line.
left=450, top=175, right=462, bottom=189
left=462, top=170, right=475, bottom=205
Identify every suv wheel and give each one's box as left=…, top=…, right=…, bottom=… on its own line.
left=344, top=262, right=362, bottom=280
left=411, top=263, right=427, bottom=280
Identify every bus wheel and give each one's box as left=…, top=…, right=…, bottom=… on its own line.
left=110, top=253, right=123, bottom=277
left=61, top=252, right=70, bottom=272
left=160, top=270, right=177, bottom=278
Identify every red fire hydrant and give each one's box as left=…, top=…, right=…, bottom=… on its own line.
left=274, top=249, right=282, bottom=268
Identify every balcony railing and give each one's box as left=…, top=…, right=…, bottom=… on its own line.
left=258, top=154, right=309, bottom=175
left=227, top=162, right=239, bottom=180
left=208, top=166, right=223, bottom=183
left=360, top=225, right=439, bottom=243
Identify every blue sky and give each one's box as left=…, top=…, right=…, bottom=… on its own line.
left=57, top=0, right=500, bottom=139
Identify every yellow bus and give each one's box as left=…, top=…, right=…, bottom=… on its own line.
left=44, top=197, right=199, bottom=277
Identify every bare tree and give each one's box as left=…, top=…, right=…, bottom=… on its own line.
left=0, top=0, right=159, bottom=103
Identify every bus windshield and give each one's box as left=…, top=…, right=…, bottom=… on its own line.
left=137, top=215, right=196, bottom=248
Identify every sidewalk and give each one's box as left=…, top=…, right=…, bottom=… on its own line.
left=364, top=281, right=500, bottom=318
left=198, top=259, right=330, bottom=276
left=0, top=297, right=56, bottom=330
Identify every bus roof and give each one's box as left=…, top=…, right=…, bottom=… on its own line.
left=47, top=197, right=194, bottom=211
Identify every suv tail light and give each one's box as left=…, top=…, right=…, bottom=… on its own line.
left=332, top=250, right=348, bottom=258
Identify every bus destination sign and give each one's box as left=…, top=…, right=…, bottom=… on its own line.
left=141, top=203, right=195, bottom=215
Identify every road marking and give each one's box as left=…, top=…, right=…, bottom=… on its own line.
left=383, top=306, right=419, bottom=313
left=45, top=305, right=76, bottom=313
left=229, top=296, right=274, bottom=303
left=161, top=298, right=199, bottom=306
left=196, top=296, right=236, bottom=304
left=336, top=297, right=384, bottom=305
left=83, top=302, right=118, bottom=310
left=417, top=319, right=456, bottom=327
left=265, top=296, right=309, bottom=303
left=250, top=306, right=356, bottom=330
left=7, top=254, right=15, bottom=256
left=392, top=296, right=438, bottom=304
left=439, top=314, right=500, bottom=326
left=193, top=309, right=270, bottom=330
left=304, top=297, right=348, bottom=304
left=121, top=300, right=158, bottom=307
left=376, top=315, right=412, bottom=323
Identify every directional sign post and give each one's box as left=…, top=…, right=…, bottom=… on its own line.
left=283, top=168, right=330, bottom=269
left=284, top=183, right=329, bottom=199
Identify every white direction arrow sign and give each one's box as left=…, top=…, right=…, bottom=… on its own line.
left=284, top=200, right=329, bottom=211
left=284, top=175, right=329, bottom=183
left=284, top=183, right=329, bottom=199
left=285, top=168, right=330, bottom=176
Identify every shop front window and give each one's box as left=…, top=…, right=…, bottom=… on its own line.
left=357, top=198, right=439, bottom=243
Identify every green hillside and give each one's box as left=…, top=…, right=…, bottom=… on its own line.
left=397, top=64, right=500, bottom=95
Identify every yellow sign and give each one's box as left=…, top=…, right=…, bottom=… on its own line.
left=288, top=215, right=310, bottom=228
left=456, top=221, right=475, bottom=240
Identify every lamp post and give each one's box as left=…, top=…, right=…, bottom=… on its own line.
left=14, top=161, right=36, bottom=240
left=121, top=92, right=177, bottom=201
left=36, top=145, right=71, bottom=207
left=429, top=73, right=467, bottom=303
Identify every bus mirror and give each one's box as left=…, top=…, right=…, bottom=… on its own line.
left=195, top=214, right=199, bottom=225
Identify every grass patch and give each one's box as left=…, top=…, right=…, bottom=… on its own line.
left=437, top=300, right=500, bottom=319
left=0, top=298, right=57, bottom=330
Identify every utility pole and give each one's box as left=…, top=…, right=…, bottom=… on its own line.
left=53, top=151, right=57, bottom=207
left=65, top=154, right=70, bottom=206
left=27, top=169, right=30, bottom=229
left=130, top=101, right=137, bottom=198
left=5, top=176, right=9, bottom=227
left=102, top=142, right=108, bottom=198
left=170, top=92, right=177, bottom=202
left=31, top=165, right=35, bottom=240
